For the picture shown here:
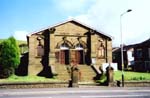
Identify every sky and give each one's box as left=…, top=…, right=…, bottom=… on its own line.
left=0, top=0, right=150, bottom=47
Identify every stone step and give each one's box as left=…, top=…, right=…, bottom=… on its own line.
left=53, top=64, right=97, bottom=82
left=54, top=64, right=70, bottom=81
left=78, top=65, right=97, bottom=82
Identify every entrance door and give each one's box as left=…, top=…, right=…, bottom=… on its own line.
left=70, top=50, right=77, bottom=63
left=76, top=50, right=84, bottom=64
left=70, top=50, right=84, bottom=64
left=60, top=50, right=69, bottom=64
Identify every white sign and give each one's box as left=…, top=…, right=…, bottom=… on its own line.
left=102, top=63, right=118, bottom=71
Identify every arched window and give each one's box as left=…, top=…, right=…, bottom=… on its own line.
left=37, top=44, right=44, bottom=57
left=37, top=37, right=44, bottom=57
left=97, top=40, right=105, bottom=58
left=75, top=43, right=83, bottom=50
left=60, top=42, right=69, bottom=50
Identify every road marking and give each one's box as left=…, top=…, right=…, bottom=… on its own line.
left=15, top=97, right=52, bottom=98
left=81, top=94, right=150, bottom=98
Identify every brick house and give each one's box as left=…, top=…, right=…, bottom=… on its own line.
left=27, top=19, right=112, bottom=82
left=112, top=45, right=134, bottom=70
left=113, top=38, right=150, bottom=72
left=134, top=38, right=150, bottom=72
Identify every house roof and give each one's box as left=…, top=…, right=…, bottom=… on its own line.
left=113, top=38, right=150, bottom=52
left=27, top=19, right=113, bottom=39
left=112, top=44, right=135, bottom=53
left=141, top=38, right=150, bottom=44
left=135, top=38, right=150, bottom=47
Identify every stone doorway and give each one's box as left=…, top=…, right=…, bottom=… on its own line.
left=60, top=50, right=70, bottom=65
left=76, top=50, right=84, bottom=64
left=70, top=50, right=84, bottom=64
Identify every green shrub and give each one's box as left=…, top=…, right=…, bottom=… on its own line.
left=0, top=37, right=20, bottom=78
left=131, top=76, right=146, bottom=81
left=96, top=73, right=107, bottom=84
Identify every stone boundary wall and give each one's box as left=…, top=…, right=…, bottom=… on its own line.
left=1, top=81, right=150, bottom=89
left=124, top=81, right=150, bottom=87
left=109, top=81, right=150, bottom=87
left=0, top=82, right=68, bottom=89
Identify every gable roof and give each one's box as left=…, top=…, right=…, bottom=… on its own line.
left=141, top=38, right=150, bottom=44
left=135, top=38, right=150, bottom=47
left=27, top=19, right=113, bottom=39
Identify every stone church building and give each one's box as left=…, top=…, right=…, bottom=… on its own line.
left=27, top=19, right=112, bottom=82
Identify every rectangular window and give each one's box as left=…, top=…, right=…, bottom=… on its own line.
left=55, top=52, right=59, bottom=63
left=148, top=48, right=150, bottom=59
left=136, top=48, right=142, bottom=58
left=132, top=51, right=134, bottom=57
left=37, top=45, right=44, bottom=57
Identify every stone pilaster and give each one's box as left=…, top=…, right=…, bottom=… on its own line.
left=91, top=34, right=97, bottom=58
left=106, top=39, right=112, bottom=63
left=49, top=33, right=55, bottom=66
left=28, top=36, right=43, bottom=75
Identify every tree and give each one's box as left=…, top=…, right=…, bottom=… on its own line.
left=0, top=37, right=20, bottom=78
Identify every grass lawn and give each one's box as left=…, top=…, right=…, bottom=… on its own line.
left=0, top=75, right=59, bottom=83
left=0, top=71, right=150, bottom=83
left=97, top=71, right=150, bottom=84
left=114, top=71, right=150, bottom=81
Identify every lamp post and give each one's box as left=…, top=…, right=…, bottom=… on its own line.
left=120, top=9, right=132, bottom=87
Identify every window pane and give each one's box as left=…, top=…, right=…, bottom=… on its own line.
left=37, top=45, right=44, bottom=56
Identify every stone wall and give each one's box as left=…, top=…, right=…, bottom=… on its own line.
left=28, top=35, right=44, bottom=75
left=91, top=34, right=112, bottom=68
left=109, top=81, right=150, bottom=87
left=107, top=39, right=112, bottom=63
left=28, top=21, right=112, bottom=76
left=0, top=82, right=68, bottom=89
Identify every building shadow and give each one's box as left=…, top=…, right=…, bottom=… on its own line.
left=37, top=29, right=53, bottom=78
left=37, top=56, right=53, bottom=78
left=85, top=31, right=92, bottom=65
left=15, top=52, right=28, bottom=76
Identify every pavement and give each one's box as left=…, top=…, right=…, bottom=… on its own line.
left=0, top=87, right=150, bottom=98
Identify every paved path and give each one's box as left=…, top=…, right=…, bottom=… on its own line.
left=0, top=87, right=150, bottom=98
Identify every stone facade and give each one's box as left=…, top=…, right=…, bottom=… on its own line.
left=27, top=19, right=112, bottom=77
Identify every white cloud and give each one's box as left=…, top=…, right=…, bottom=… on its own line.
left=72, top=0, right=150, bottom=47
left=13, top=31, right=28, bottom=41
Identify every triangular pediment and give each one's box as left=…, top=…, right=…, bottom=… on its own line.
left=54, top=21, right=88, bottom=35
left=28, top=19, right=112, bottom=39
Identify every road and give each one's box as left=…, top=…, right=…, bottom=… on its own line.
left=0, top=87, right=150, bottom=98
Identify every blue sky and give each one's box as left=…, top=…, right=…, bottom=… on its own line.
left=0, top=0, right=92, bottom=39
left=0, top=0, right=90, bottom=38
left=0, top=0, right=150, bottom=47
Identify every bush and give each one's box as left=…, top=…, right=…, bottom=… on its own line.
left=0, top=37, right=20, bottom=78
left=131, top=76, right=146, bottom=81
left=96, top=73, right=107, bottom=84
